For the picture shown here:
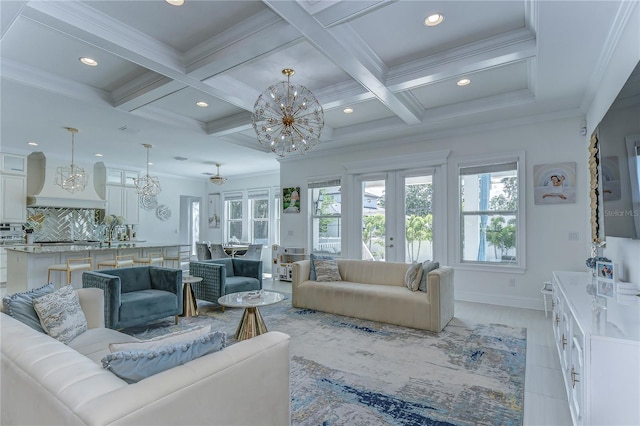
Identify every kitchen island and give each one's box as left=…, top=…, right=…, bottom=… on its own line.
left=6, top=243, right=189, bottom=294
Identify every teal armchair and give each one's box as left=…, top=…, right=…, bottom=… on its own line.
left=82, top=266, right=182, bottom=329
left=189, top=258, right=262, bottom=308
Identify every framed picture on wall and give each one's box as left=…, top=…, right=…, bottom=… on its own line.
left=597, top=279, right=614, bottom=297
left=596, top=260, right=616, bottom=281
left=208, top=193, right=221, bottom=228
left=283, top=187, right=300, bottom=213
left=533, top=161, right=577, bottom=205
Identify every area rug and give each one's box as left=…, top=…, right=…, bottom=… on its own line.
left=121, top=297, right=526, bottom=426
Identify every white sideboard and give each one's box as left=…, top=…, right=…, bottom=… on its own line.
left=552, top=271, right=640, bottom=425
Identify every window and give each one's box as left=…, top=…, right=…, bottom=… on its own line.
left=190, top=200, right=200, bottom=255
left=224, top=192, right=243, bottom=243
left=248, top=189, right=269, bottom=245
left=273, top=188, right=281, bottom=246
left=310, top=178, right=342, bottom=255
left=459, top=161, right=520, bottom=265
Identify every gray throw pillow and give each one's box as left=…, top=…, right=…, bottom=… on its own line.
left=2, top=283, right=55, bottom=332
left=419, top=261, right=440, bottom=292
left=102, top=330, right=226, bottom=383
left=32, top=285, right=88, bottom=344
left=310, top=254, right=334, bottom=280
left=314, top=259, right=342, bottom=282
left=404, top=263, right=423, bottom=291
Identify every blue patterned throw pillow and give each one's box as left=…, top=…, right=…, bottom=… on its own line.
left=314, top=259, right=342, bottom=282
left=2, top=283, right=55, bottom=333
left=102, top=330, right=227, bottom=383
left=310, top=253, right=334, bottom=280
left=32, top=285, right=88, bottom=344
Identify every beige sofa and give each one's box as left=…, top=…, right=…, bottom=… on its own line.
left=292, top=259, right=454, bottom=332
left=1, top=288, right=291, bottom=426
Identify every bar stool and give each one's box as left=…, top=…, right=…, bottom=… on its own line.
left=47, top=257, right=93, bottom=285
left=97, top=254, right=135, bottom=270
left=541, top=280, right=553, bottom=318
left=134, top=251, right=165, bottom=266
left=164, top=247, right=191, bottom=270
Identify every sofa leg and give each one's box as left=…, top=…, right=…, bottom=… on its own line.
left=175, top=315, right=178, bottom=325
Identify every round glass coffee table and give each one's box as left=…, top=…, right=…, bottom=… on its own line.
left=217, top=290, right=284, bottom=341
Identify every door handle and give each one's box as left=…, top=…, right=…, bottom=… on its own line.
left=385, top=244, right=394, bottom=248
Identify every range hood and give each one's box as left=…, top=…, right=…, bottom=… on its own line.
left=26, top=152, right=106, bottom=209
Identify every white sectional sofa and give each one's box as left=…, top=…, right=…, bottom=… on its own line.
left=1, top=288, right=291, bottom=426
left=292, top=259, right=454, bottom=332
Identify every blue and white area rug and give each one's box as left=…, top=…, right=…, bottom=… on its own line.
left=122, top=297, right=526, bottom=426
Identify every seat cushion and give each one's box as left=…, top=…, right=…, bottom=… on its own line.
left=69, top=328, right=140, bottom=363
left=225, top=276, right=260, bottom=294
left=119, top=289, right=177, bottom=327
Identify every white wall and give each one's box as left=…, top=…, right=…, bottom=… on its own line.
left=280, top=116, right=591, bottom=310
left=135, top=175, right=207, bottom=245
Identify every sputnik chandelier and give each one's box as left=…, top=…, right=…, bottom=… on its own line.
left=252, top=68, right=324, bottom=157
left=55, top=127, right=88, bottom=193
left=134, top=144, right=161, bottom=199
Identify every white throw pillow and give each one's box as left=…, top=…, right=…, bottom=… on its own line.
left=314, top=259, right=342, bottom=282
left=404, top=262, right=423, bottom=291
left=32, top=285, right=88, bottom=344
left=109, top=325, right=212, bottom=353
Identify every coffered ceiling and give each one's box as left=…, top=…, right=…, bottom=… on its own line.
left=0, top=1, right=635, bottom=179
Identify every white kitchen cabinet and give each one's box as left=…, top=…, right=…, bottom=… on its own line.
left=106, top=185, right=139, bottom=224
left=552, top=271, right=639, bottom=425
left=1, top=153, right=27, bottom=223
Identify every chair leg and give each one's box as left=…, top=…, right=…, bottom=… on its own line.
left=221, top=306, right=225, bottom=313
left=175, top=315, right=179, bottom=325
left=47, top=270, right=52, bottom=283
left=67, top=271, right=72, bottom=285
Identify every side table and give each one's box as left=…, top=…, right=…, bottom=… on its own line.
left=180, top=275, right=202, bottom=317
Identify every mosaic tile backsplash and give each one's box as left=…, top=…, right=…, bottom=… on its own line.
left=26, top=207, right=101, bottom=242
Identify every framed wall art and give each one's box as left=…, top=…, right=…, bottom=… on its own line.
left=208, top=193, right=221, bottom=228
left=533, top=161, right=577, bottom=205
left=283, top=187, right=300, bottom=213
left=596, top=260, right=616, bottom=281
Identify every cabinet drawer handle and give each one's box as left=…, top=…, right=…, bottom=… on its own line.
left=562, top=334, right=567, bottom=350
left=551, top=300, right=555, bottom=309
left=556, top=314, right=560, bottom=326
left=571, top=366, right=580, bottom=388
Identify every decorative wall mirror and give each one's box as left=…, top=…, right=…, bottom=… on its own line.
left=590, top=61, right=640, bottom=243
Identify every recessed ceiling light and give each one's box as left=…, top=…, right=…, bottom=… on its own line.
left=165, top=0, right=184, bottom=6
left=27, top=141, right=38, bottom=146
left=79, top=57, right=98, bottom=66
left=457, top=78, right=471, bottom=86
left=343, top=108, right=354, bottom=114
left=196, top=101, right=209, bottom=108
left=95, top=153, right=103, bottom=157
left=424, top=13, right=444, bottom=27
left=148, top=162, right=153, bottom=166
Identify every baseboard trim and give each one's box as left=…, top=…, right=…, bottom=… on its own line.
left=455, top=290, right=544, bottom=311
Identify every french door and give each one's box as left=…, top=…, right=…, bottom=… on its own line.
left=354, top=169, right=435, bottom=262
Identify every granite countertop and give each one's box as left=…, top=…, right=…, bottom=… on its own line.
left=5, top=242, right=182, bottom=254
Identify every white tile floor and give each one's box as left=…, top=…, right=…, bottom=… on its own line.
left=264, top=278, right=573, bottom=426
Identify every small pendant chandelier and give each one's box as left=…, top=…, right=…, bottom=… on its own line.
left=252, top=68, right=324, bottom=157
left=55, top=127, right=88, bottom=193
left=209, top=163, right=228, bottom=185
left=134, top=144, right=161, bottom=198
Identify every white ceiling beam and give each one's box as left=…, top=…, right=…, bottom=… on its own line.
left=263, top=0, right=423, bottom=125
left=0, top=0, right=28, bottom=39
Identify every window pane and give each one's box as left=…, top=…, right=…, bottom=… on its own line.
left=253, top=199, right=269, bottom=218
left=404, top=176, right=433, bottom=263
left=313, top=186, right=341, bottom=215
left=253, top=221, right=268, bottom=245
left=230, top=200, right=243, bottom=219
left=462, top=213, right=517, bottom=262
left=461, top=171, right=517, bottom=212
left=229, top=222, right=243, bottom=240
left=312, top=217, right=341, bottom=255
